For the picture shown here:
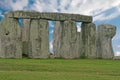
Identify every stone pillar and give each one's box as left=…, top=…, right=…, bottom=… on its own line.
left=97, top=24, right=116, bottom=59
left=29, top=19, right=49, bottom=58
left=76, top=32, right=83, bottom=58
left=53, top=21, right=62, bottom=58
left=59, top=20, right=78, bottom=59
left=22, top=19, right=30, bottom=57
left=81, top=23, right=96, bottom=58
left=0, top=17, right=22, bottom=58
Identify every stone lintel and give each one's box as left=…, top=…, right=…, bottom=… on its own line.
left=6, top=11, right=92, bottom=22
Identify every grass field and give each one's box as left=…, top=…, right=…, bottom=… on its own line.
left=0, top=59, right=120, bottom=80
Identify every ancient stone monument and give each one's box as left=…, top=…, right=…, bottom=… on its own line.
left=0, top=15, right=22, bottom=58
left=22, top=19, right=30, bottom=57
left=0, top=11, right=116, bottom=59
left=97, top=24, right=116, bottom=59
left=29, top=19, right=49, bottom=58
left=81, top=23, right=96, bottom=58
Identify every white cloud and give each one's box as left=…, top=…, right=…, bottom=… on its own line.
left=1, top=0, right=120, bottom=21
left=0, top=0, right=29, bottom=10
left=31, top=0, right=58, bottom=12
left=50, top=30, right=54, bottom=34
left=49, top=40, right=53, bottom=53
left=76, top=22, right=81, bottom=32
left=118, top=45, right=120, bottom=48
left=115, top=51, right=120, bottom=56
left=10, top=0, right=29, bottom=10
left=0, top=0, right=12, bottom=10
left=77, top=27, right=81, bottom=32
left=48, top=21, right=54, bottom=28
left=27, top=0, right=120, bottom=21
left=0, top=11, right=4, bottom=18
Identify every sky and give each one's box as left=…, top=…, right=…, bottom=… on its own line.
left=0, top=0, right=120, bottom=56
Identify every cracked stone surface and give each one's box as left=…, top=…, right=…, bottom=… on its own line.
left=7, top=11, right=92, bottom=22
left=97, top=24, right=116, bottom=59
left=81, top=23, right=96, bottom=58
left=0, top=17, right=22, bottom=58
left=53, top=20, right=80, bottom=59
left=29, top=19, right=49, bottom=58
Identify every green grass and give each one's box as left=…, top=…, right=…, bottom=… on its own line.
left=0, top=59, right=120, bottom=80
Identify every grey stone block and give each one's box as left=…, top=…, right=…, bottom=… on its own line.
left=0, top=17, right=22, bottom=58
left=97, top=24, right=116, bottom=59
left=22, top=19, right=31, bottom=56
left=29, top=19, right=49, bottom=58
left=81, top=23, right=96, bottom=58
left=7, top=11, right=92, bottom=22
left=53, top=20, right=80, bottom=59
left=53, top=21, right=62, bottom=58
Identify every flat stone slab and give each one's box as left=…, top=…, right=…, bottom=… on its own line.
left=6, top=11, right=92, bottom=22
left=113, top=56, right=120, bottom=60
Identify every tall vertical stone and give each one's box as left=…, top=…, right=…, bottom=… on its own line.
left=76, top=31, right=83, bottom=58
left=59, top=20, right=78, bottom=59
left=22, top=19, right=30, bottom=56
left=81, top=23, right=96, bottom=58
left=53, top=21, right=62, bottom=58
left=29, top=19, right=49, bottom=58
left=0, top=17, right=22, bottom=58
left=97, top=24, right=116, bottom=59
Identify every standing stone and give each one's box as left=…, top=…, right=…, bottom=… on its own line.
left=81, top=23, right=96, bottom=58
left=97, top=24, right=116, bottom=59
left=59, top=20, right=78, bottom=59
left=76, top=32, right=82, bottom=58
left=0, top=17, right=22, bottom=58
left=53, top=21, right=62, bottom=58
left=22, top=19, right=30, bottom=57
left=29, top=19, right=49, bottom=58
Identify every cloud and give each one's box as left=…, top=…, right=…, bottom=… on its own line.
left=115, top=51, right=120, bottom=56
left=114, top=45, right=120, bottom=54
left=0, top=0, right=29, bottom=10
left=0, top=11, right=4, bottom=17
left=28, top=0, right=120, bottom=21
left=1, top=0, right=120, bottom=21
left=77, top=27, right=81, bottom=32
left=76, top=22, right=81, bottom=32
left=0, top=11, right=4, bottom=20
left=48, top=21, right=54, bottom=28
left=49, top=40, right=53, bottom=53
left=31, top=0, right=58, bottom=12
left=0, top=0, right=12, bottom=10
left=50, top=30, right=54, bottom=34
left=10, top=0, right=29, bottom=10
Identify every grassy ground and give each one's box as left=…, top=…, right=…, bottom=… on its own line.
left=0, top=59, right=120, bottom=80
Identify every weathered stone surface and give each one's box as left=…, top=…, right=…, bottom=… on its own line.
left=7, top=11, right=92, bottom=22
left=54, top=20, right=79, bottom=59
left=0, top=11, right=117, bottom=59
left=53, top=21, right=83, bottom=59
left=97, top=24, right=116, bottom=59
left=0, top=17, right=22, bottom=58
left=53, top=21, right=62, bottom=58
left=76, top=32, right=83, bottom=58
left=113, top=56, right=120, bottom=60
left=81, top=23, right=96, bottom=58
left=29, top=19, right=49, bottom=58
left=22, top=19, right=30, bottom=56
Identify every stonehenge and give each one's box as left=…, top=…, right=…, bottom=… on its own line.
left=22, top=19, right=30, bottom=57
left=0, top=11, right=116, bottom=59
left=29, top=19, right=49, bottom=58
left=81, top=23, right=96, bottom=58
left=0, top=16, right=22, bottom=58
left=97, top=24, right=116, bottom=59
